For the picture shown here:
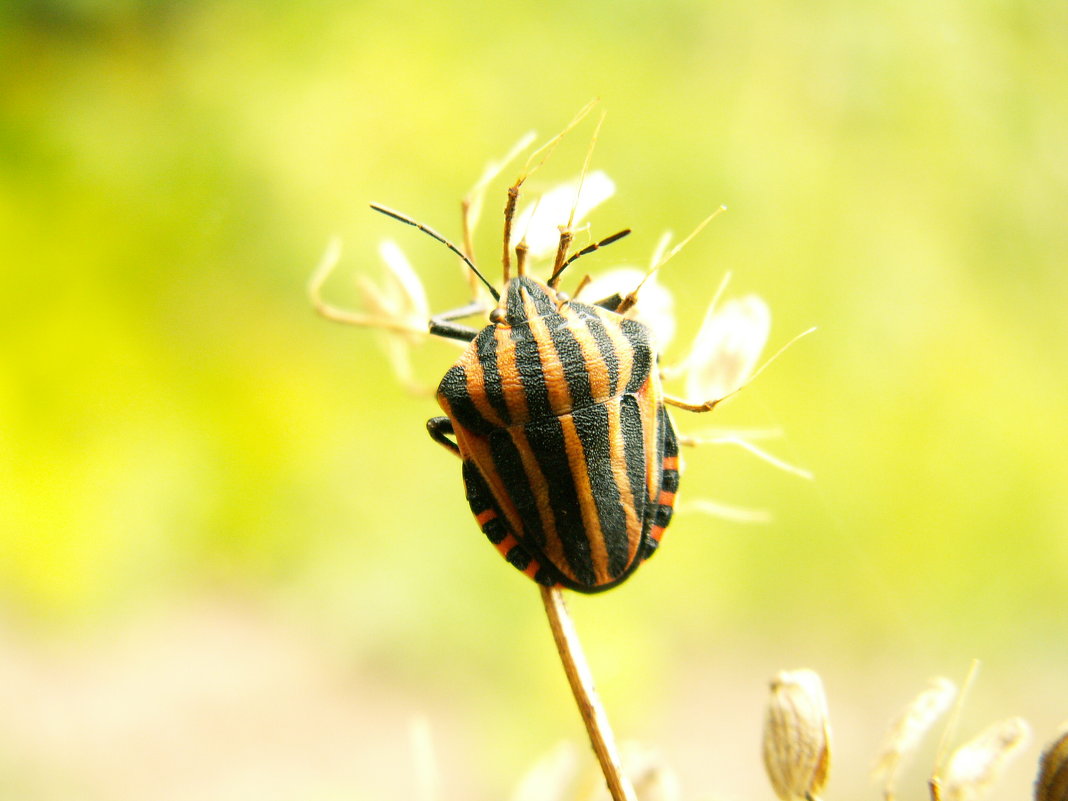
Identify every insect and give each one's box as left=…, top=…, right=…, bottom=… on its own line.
left=419, top=231, right=681, bottom=593
left=312, top=113, right=773, bottom=593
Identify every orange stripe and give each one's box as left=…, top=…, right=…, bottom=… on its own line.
left=461, top=431, right=522, bottom=533
left=508, top=427, right=571, bottom=582
left=461, top=344, right=506, bottom=427
left=563, top=305, right=612, bottom=403
left=597, top=307, right=634, bottom=395
left=495, top=533, right=549, bottom=581
left=441, top=399, right=473, bottom=460
left=663, top=456, right=679, bottom=472
left=493, top=327, right=528, bottom=423
left=523, top=288, right=572, bottom=413
left=641, top=377, right=661, bottom=505
left=606, top=399, right=643, bottom=567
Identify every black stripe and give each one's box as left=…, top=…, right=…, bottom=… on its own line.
left=488, top=429, right=547, bottom=549
left=522, top=415, right=597, bottom=587
left=510, top=322, right=552, bottom=420
left=620, top=319, right=653, bottom=394
left=534, top=566, right=558, bottom=586
left=463, top=461, right=509, bottom=545
left=545, top=311, right=593, bottom=411
left=505, top=276, right=555, bottom=324
left=475, top=328, right=510, bottom=425
left=575, top=303, right=620, bottom=395
left=483, top=517, right=508, bottom=544
left=656, top=406, right=679, bottom=529
left=661, top=405, right=680, bottom=494
left=642, top=535, right=659, bottom=556
left=661, top=468, right=680, bottom=493
left=655, top=504, right=674, bottom=527
left=661, top=404, right=679, bottom=459
left=437, top=365, right=494, bottom=435
left=645, top=402, right=669, bottom=533
left=618, top=394, right=648, bottom=541
left=463, top=460, right=491, bottom=514
left=572, top=403, right=630, bottom=578
left=506, top=545, right=532, bottom=570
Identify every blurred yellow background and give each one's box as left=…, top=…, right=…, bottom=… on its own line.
left=3, top=1, right=1067, bottom=799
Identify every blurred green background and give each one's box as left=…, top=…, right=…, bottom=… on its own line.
left=3, top=1, right=1067, bottom=799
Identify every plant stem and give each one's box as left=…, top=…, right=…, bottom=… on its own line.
left=539, top=585, right=637, bottom=801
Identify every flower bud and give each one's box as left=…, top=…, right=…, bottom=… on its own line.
left=762, top=669, right=832, bottom=801
left=1035, top=724, right=1068, bottom=801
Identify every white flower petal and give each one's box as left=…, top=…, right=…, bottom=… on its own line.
left=511, top=171, right=615, bottom=258
left=684, top=294, right=771, bottom=402
left=578, top=267, right=676, bottom=350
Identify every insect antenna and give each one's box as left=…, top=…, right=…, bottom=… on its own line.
left=370, top=203, right=500, bottom=302
left=548, top=228, right=631, bottom=288
left=462, top=131, right=537, bottom=296
left=502, top=99, right=600, bottom=281
left=550, top=109, right=607, bottom=280
left=615, top=205, right=728, bottom=315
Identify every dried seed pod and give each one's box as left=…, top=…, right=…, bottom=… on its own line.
left=1035, top=724, right=1068, bottom=801
left=941, top=716, right=1031, bottom=801
left=762, top=669, right=832, bottom=801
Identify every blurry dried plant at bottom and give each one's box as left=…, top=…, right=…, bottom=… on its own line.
left=936, top=717, right=1031, bottom=801
left=873, top=677, right=958, bottom=800
left=763, top=668, right=832, bottom=801
left=510, top=740, right=679, bottom=801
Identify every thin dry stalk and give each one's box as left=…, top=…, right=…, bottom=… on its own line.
left=539, top=585, right=637, bottom=801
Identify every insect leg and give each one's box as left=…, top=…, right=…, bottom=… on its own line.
left=428, top=321, right=479, bottom=342
left=665, top=324, right=819, bottom=413
left=428, top=301, right=486, bottom=342
left=427, top=416, right=461, bottom=455
left=566, top=277, right=635, bottom=313
left=592, top=291, right=625, bottom=312
left=663, top=394, right=727, bottom=413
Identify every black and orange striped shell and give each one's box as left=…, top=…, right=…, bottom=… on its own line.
left=436, top=275, right=679, bottom=593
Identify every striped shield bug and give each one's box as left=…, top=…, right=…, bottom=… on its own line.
left=312, top=111, right=809, bottom=593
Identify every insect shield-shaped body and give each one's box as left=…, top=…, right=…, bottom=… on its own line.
left=433, top=274, right=680, bottom=593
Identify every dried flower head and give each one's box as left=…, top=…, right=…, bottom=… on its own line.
left=509, top=740, right=679, bottom=801
left=940, top=716, right=1031, bottom=801
left=1035, top=724, right=1068, bottom=801
left=873, top=677, right=958, bottom=795
left=763, top=669, right=832, bottom=801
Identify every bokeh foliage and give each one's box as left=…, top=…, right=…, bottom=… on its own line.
left=2, top=0, right=1067, bottom=797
